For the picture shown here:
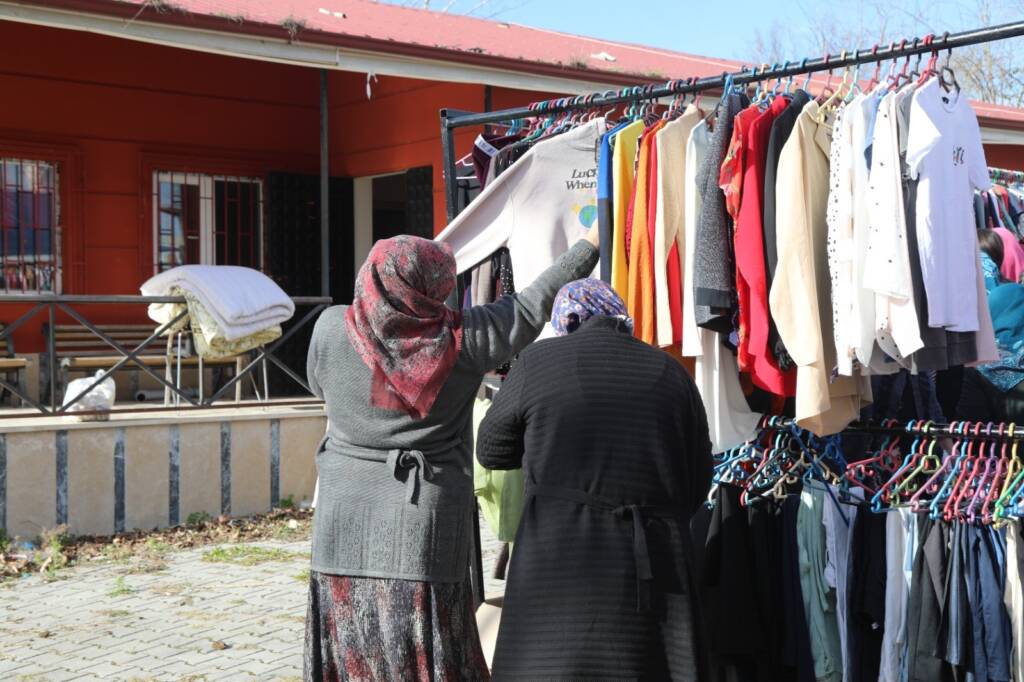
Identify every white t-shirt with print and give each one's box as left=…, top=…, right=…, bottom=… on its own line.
left=906, top=78, right=991, bottom=333
left=437, top=118, right=606, bottom=286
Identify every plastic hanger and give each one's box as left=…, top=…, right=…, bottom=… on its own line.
left=997, top=432, right=1024, bottom=521
left=843, top=53, right=863, bottom=103
left=871, top=420, right=928, bottom=512
left=981, top=438, right=1010, bottom=525
left=994, top=427, right=1022, bottom=522
left=750, top=64, right=770, bottom=105
left=933, top=421, right=976, bottom=519
left=741, top=430, right=794, bottom=506
left=867, top=44, right=883, bottom=89
left=967, top=426, right=1005, bottom=524
left=945, top=422, right=991, bottom=521
left=892, top=436, right=942, bottom=505
left=916, top=35, right=940, bottom=86
left=911, top=437, right=960, bottom=513
left=937, top=32, right=961, bottom=94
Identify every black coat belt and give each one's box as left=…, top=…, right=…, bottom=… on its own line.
left=528, top=483, right=685, bottom=612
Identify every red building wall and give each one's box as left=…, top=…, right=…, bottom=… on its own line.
left=0, top=21, right=550, bottom=350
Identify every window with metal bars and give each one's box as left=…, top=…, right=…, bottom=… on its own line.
left=153, top=171, right=263, bottom=272
left=1, top=158, right=60, bottom=293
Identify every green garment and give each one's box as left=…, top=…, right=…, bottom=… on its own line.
left=798, top=486, right=843, bottom=682
left=472, top=397, right=524, bottom=542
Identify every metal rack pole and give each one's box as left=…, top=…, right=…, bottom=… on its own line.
left=440, top=19, right=1024, bottom=131
left=438, top=20, right=1024, bottom=235
left=758, top=417, right=1024, bottom=441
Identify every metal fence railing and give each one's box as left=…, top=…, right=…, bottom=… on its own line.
left=0, top=294, right=330, bottom=417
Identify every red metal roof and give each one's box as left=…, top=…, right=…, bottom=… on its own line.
left=29, top=0, right=748, bottom=82
left=23, top=0, right=1024, bottom=129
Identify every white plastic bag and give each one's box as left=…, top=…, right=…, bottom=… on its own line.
left=63, top=370, right=115, bottom=416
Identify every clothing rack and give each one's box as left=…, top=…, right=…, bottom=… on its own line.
left=756, top=415, right=1024, bottom=442
left=439, top=19, right=1024, bottom=222
left=439, top=18, right=1024, bottom=606
left=990, top=166, right=1024, bottom=183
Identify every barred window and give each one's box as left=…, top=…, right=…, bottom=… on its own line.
left=153, top=171, right=263, bottom=272
left=1, top=158, right=59, bottom=293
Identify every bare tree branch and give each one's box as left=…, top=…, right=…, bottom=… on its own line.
left=747, top=0, right=1024, bottom=105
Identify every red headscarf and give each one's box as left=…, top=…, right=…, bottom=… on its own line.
left=345, top=235, right=463, bottom=419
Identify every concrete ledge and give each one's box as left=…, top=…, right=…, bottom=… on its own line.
left=0, top=402, right=326, bottom=433
left=0, top=408, right=326, bottom=539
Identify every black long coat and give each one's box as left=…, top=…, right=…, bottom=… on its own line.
left=477, top=316, right=713, bottom=681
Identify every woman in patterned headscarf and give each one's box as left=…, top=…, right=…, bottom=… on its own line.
left=549, top=277, right=633, bottom=337
left=304, top=226, right=600, bottom=681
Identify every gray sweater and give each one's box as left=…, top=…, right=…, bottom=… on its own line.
left=307, top=241, right=599, bottom=582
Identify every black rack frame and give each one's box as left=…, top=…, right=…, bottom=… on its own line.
left=756, top=416, right=1024, bottom=442
left=439, top=19, right=1024, bottom=222
left=990, top=165, right=1024, bottom=183
left=437, top=18, right=1024, bottom=606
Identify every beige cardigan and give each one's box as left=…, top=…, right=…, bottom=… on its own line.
left=653, top=105, right=702, bottom=347
left=769, top=101, right=873, bottom=435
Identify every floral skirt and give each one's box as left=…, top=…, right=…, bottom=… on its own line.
left=303, top=571, right=490, bottom=682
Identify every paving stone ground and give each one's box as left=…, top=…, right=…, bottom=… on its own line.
left=0, top=528, right=504, bottom=681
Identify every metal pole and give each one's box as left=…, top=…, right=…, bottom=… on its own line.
left=439, top=20, right=1024, bottom=130
left=440, top=109, right=459, bottom=223
left=48, top=302, right=56, bottom=410
left=320, top=69, right=330, bottom=298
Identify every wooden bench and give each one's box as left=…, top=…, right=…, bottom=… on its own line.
left=0, top=324, right=29, bottom=406
left=44, top=324, right=247, bottom=404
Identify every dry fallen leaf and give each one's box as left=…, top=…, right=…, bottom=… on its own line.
left=211, top=640, right=230, bottom=651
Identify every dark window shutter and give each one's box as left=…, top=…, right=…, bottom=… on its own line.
left=405, top=166, right=435, bottom=238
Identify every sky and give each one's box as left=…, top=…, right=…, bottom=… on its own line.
left=378, top=0, right=1015, bottom=63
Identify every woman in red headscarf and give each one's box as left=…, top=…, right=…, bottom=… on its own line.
left=303, top=224, right=599, bottom=681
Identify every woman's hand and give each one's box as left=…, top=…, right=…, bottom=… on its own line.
left=584, top=222, right=600, bottom=248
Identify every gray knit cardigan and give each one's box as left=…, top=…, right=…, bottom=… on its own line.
left=307, top=241, right=599, bottom=582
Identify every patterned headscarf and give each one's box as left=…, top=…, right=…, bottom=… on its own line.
left=345, top=236, right=463, bottom=419
left=550, top=278, right=633, bottom=336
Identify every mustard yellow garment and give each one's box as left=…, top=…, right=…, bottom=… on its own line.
left=610, top=120, right=645, bottom=298
left=627, top=122, right=664, bottom=344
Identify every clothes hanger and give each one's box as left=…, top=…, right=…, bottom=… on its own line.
left=996, top=430, right=1024, bottom=521
left=870, top=420, right=928, bottom=512
left=910, top=432, right=961, bottom=513
left=967, top=426, right=1006, bottom=524
left=916, top=35, right=940, bottom=86
left=933, top=421, right=977, bottom=519
left=741, top=429, right=794, bottom=506
left=937, top=32, right=961, bottom=94
left=981, top=435, right=1011, bottom=524
left=994, top=426, right=1022, bottom=522
left=892, top=436, right=943, bottom=505
left=945, top=422, right=991, bottom=521
left=816, top=53, right=836, bottom=101
left=843, top=52, right=863, bottom=103
left=867, top=44, right=884, bottom=90
left=818, top=55, right=852, bottom=121
left=768, top=61, right=788, bottom=100
left=748, top=64, right=768, bottom=106
left=844, top=423, right=904, bottom=493
left=909, top=36, right=928, bottom=82
left=1007, top=453, right=1024, bottom=519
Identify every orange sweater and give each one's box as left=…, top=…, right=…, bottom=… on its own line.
left=627, top=122, right=664, bottom=344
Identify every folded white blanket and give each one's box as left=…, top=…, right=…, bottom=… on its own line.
left=142, top=265, right=294, bottom=341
